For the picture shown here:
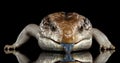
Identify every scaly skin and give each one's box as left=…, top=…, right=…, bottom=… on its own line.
left=4, top=12, right=115, bottom=53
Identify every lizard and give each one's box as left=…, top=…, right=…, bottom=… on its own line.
left=4, top=12, right=115, bottom=53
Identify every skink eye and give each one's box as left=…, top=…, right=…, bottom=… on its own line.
left=78, top=18, right=91, bottom=33
left=50, top=24, right=57, bottom=31
left=78, top=26, right=83, bottom=33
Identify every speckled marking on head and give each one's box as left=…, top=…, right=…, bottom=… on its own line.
left=40, top=12, right=92, bottom=44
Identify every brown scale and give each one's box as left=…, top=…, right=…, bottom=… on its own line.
left=48, top=12, right=85, bottom=44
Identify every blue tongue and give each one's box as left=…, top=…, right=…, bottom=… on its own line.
left=61, top=43, right=74, bottom=54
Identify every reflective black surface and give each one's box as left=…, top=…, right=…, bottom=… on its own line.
left=1, top=40, right=120, bottom=63
left=3, top=48, right=118, bottom=63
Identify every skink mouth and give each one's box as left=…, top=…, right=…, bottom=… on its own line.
left=41, top=35, right=90, bottom=53
left=60, top=37, right=90, bottom=53
left=74, top=37, right=91, bottom=44
left=40, top=32, right=90, bottom=45
left=41, top=36, right=61, bottom=44
left=42, top=36, right=90, bottom=45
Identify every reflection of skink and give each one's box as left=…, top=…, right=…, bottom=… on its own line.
left=4, top=12, right=115, bottom=53
left=4, top=50, right=115, bottom=63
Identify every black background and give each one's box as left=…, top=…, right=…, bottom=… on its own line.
left=0, top=0, right=120, bottom=63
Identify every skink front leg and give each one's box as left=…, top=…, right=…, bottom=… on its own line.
left=4, top=24, right=40, bottom=50
left=92, top=28, right=115, bottom=50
